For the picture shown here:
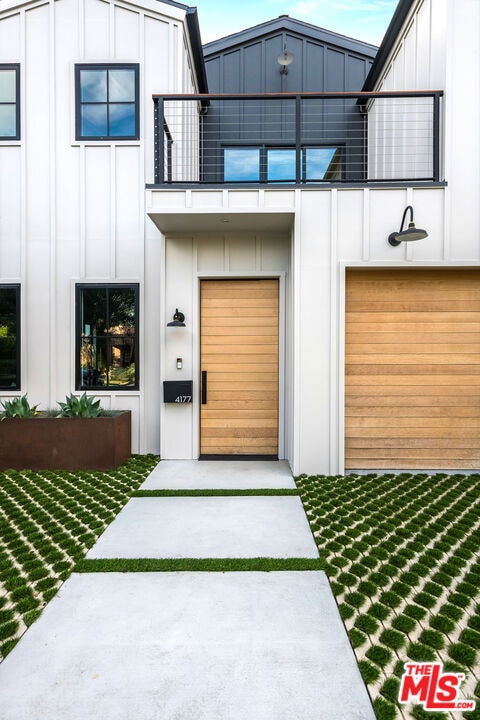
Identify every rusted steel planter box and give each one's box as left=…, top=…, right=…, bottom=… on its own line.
left=0, top=412, right=131, bottom=471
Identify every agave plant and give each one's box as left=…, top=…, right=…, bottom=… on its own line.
left=0, top=395, right=39, bottom=419
left=57, top=392, right=103, bottom=418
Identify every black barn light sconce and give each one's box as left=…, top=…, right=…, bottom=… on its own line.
left=277, top=46, right=294, bottom=75
left=388, top=205, right=428, bottom=246
left=167, top=309, right=186, bottom=327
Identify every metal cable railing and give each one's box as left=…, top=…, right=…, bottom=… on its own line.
left=152, top=91, right=443, bottom=186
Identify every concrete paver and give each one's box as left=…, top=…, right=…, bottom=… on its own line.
left=86, top=496, right=319, bottom=559
left=0, top=572, right=375, bottom=720
left=141, top=460, right=295, bottom=490
left=0, top=460, right=375, bottom=720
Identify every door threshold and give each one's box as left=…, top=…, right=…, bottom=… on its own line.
left=199, top=454, right=279, bottom=461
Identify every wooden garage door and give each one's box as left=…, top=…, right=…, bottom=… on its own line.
left=200, top=279, right=279, bottom=457
left=345, top=269, right=480, bottom=470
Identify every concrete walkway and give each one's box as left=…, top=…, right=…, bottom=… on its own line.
left=0, top=460, right=375, bottom=720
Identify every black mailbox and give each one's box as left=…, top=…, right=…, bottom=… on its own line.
left=163, top=380, right=193, bottom=403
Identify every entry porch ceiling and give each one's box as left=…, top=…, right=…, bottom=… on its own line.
left=147, top=209, right=294, bottom=234
left=146, top=188, right=296, bottom=234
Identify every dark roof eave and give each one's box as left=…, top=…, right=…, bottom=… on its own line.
left=185, top=7, right=209, bottom=94
left=203, top=15, right=377, bottom=60
left=362, top=0, right=416, bottom=90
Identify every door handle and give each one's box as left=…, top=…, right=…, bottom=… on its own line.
left=201, top=370, right=207, bottom=404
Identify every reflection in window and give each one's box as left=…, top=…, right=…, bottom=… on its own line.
left=0, top=285, right=20, bottom=389
left=305, top=147, right=342, bottom=181
left=0, top=66, right=20, bottom=140
left=267, top=149, right=296, bottom=182
left=77, top=285, right=139, bottom=390
left=224, top=148, right=260, bottom=182
left=75, top=65, right=139, bottom=140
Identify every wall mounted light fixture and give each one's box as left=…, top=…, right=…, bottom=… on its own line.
left=388, top=205, right=428, bottom=246
left=167, top=309, right=186, bottom=327
left=277, top=46, right=294, bottom=75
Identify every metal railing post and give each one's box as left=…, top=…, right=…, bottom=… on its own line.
left=153, top=97, right=165, bottom=184
left=153, top=97, right=159, bottom=184
left=433, top=92, right=441, bottom=182
left=295, top=95, right=301, bottom=184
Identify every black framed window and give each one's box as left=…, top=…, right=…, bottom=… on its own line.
left=0, top=285, right=20, bottom=389
left=75, top=64, right=139, bottom=140
left=0, top=65, right=20, bottom=140
left=76, top=284, right=139, bottom=390
left=223, top=145, right=342, bottom=182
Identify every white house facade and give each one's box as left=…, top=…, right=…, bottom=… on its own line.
left=1, top=0, right=479, bottom=475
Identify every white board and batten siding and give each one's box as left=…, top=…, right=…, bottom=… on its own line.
left=0, top=0, right=198, bottom=452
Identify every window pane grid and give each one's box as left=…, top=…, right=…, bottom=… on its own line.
left=76, top=65, right=138, bottom=140
left=0, top=285, right=20, bottom=389
left=77, top=285, right=139, bottom=390
left=0, top=66, right=19, bottom=140
left=223, top=145, right=342, bottom=182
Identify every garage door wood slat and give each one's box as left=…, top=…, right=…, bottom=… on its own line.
left=345, top=269, right=480, bottom=470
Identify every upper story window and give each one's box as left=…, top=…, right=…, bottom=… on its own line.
left=0, top=65, right=20, bottom=140
left=0, top=285, right=20, bottom=390
left=76, top=284, right=139, bottom=390
left=223, top=145, right=342, bottom=183
left=75, top=64, right=139, bottom=141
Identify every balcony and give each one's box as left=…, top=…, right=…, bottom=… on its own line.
left=151, top=91, right=443, bottom=188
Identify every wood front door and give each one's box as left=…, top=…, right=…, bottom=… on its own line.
left=200, top=279, right=279, bottom=457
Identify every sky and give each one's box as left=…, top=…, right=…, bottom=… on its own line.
left=195, top=0, right=399, bottom=47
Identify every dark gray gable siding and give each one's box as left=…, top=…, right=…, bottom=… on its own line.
left=201, top=16, right=376, bottom=183
left=203, top=16, right=376, bottom=94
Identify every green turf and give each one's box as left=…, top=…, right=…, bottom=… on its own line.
left=296, top=471, right=480, bottom=720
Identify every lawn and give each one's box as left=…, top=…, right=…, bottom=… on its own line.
left=296, top=472, right=480, bottom=720
left=0, top=454, right=159, bottom=661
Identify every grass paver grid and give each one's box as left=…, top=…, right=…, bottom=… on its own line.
left=0, top=454, right=159, bottom=660
left=296, top=472, right=480, bottom=720
left=1, top=460, right=479, bottom=720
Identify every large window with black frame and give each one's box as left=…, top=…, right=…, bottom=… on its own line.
left=76, top=284, right=139, bottom=390
left=0, top=285, right=20, bottom=390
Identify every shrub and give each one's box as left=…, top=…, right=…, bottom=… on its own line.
left=57, top=392, right=104, bottom=418
left=0, top=394, right=39, bottom=419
